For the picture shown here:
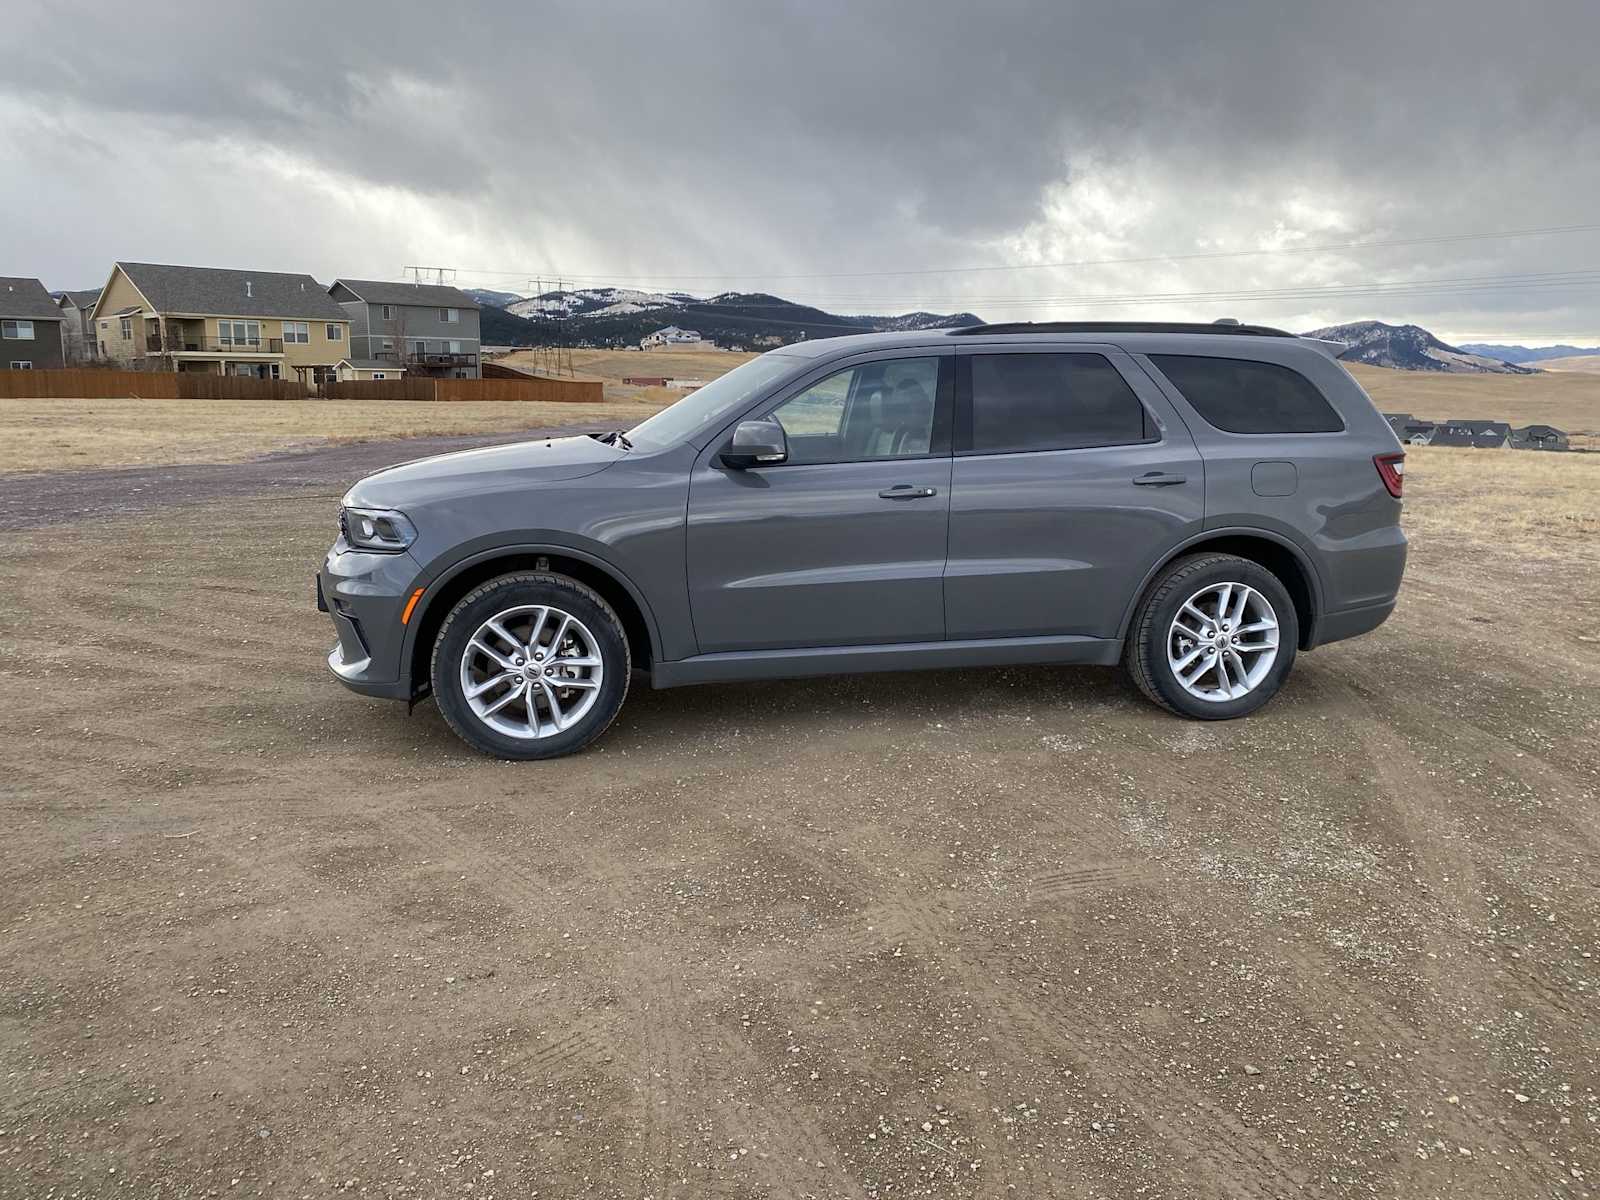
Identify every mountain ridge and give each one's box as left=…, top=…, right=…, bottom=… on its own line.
left=469, top=286, right=980, bottom=349
left=1302, top=320, right=1538, bottom=374
left=1456, top=342, right=1600, bottom=364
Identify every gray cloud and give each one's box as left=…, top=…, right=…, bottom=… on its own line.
left=4, top=0, right=1600, bottom=341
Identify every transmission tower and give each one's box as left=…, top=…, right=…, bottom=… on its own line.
left=403, top=265, right=456, bottom=285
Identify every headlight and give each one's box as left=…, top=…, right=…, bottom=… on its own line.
left=340, top=506, right=417, bottom=552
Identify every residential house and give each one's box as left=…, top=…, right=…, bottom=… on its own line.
left=334, top=357, right=406, bottom=382
left=640, top=325, right=704, bottom=349
left=1, top=276, right=65, bottom=370
left=329, top=280, right=481, bottom=378
left=1511, top=424, right=1569, bottom=451
left=1402, top=420, right=1437, bottom=446
left=1429, top=419, right=1512, bottom=449
left=90, top=262, right=350, bottom=383
left=55, top=289, right=102, bottom=363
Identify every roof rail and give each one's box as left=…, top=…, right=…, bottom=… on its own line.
left=947, top=320, right=1295, bottom=338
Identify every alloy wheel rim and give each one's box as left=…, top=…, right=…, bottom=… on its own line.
left=1166, top=582, right=1280, bottom=702
left=459, top=604, right=604, bottom=739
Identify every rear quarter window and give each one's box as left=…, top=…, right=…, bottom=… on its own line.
left=1149, top=354, right=1344, bottom=434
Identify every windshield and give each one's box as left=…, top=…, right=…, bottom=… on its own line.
left=626, top=353, right=802, bottom=449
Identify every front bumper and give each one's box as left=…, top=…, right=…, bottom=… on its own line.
left=319, top=541, right=424, bottom=701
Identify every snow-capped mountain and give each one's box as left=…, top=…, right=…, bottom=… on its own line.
left=1302, top=321, right=1538, bottom=374
left=473, top=287, right=981, bottom=349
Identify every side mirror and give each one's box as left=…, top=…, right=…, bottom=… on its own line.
left=722, top=418, right=788, bottom=469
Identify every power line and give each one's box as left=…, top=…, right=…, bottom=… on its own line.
left=442, top=221, right=1600, bottom=286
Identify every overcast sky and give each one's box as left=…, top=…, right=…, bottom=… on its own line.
left=5, top=1, right=1599, bottom=343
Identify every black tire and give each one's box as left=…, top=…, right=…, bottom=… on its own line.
left=431, top=572, right=630, bottom=760
left=1123, top=553, right=1299, bottom=720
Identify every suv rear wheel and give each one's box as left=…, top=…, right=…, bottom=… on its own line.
left=1124, top=553, right=1298, bottom=720
left=431, top=572, right=630, bottom=759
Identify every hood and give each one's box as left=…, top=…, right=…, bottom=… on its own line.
left=344, top=434, right=624, bottom=508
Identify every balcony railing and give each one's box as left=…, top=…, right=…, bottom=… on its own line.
left=406, top=351, right=479, bottom=367
left=147, top=335, right=284, bottom=355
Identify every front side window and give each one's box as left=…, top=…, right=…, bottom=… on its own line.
left=440, top=307, right=459, bottom=323
left=964, top=353, right=1149, bottom=454
left=3, top=319, right=34, bottom=340
left=283, top=321, right=310, bottom=344
left=1149, top=354, right=1343, bottom=434
left=381, top=305, right=395, bottom=321
left=326, top=323, right=343, bottom=341
left=766, top=357, right=943, bottom=465
left=448, top=339, right=462, bottom=353
left=118, top=317, right=131, bottom=339
left=9, top=360, right=32, bottom=369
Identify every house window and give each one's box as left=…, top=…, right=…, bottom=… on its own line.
left=448, top=339, right=462, bottom=353
left=372, top=371, right=387, bottom=380
left=3, top=319, right=35, bottom=340
left=380, top=338, right=394, bottom=352
left=381, top=305, right=395, bottom=321
left=9, top=360, right=33, bottom=369
left=99, top=320, right=108, bottom=330
left=283, top=321, right=310, bottom=344
left=440, top=307, right=459, bottom=323
left=219, top=320, right=261, bottom=347
left=326, top=324, right=342, bottom=341
left=119, top=317, right=132, bottom=339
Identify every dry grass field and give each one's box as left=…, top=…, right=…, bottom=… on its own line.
left=1346, top=362, right=1600, bottom=432
left=1536, top=354, right=1600, bottom=374
left=497, top=345, right=758, bottom=407
left=0, top=394, right=665, bottom=474
left=1404, top=443, right=1600, bottom=555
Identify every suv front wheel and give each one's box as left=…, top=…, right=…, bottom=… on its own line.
left=431, top=572, right=631, bottom=759
left=1124, top=553, right=1299, bottom=720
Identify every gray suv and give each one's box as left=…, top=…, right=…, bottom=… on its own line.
left=320, top=322, right=1407, bottom=759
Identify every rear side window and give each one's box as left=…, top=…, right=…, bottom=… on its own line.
left=1149, top=354, right=1343, bottom=434
left=965, top=353, right=1150, bottom=454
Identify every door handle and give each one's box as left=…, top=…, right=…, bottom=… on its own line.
left=879, top=484, right=938, bottom=500
left=1132, top=472, right=1187, bottom=486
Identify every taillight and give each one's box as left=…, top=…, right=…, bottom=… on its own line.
left=1374, top=452, right=1404, bottom=499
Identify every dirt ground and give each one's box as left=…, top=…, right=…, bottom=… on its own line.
left=1, top=438, right=1597, bottom=1199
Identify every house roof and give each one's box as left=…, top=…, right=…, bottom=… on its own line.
left=331, top=279, right=480, bottom=310
left=1429, top=431, right=1507, bottom=448
left=116, top=262, right=348, bottom=321
left=0, top=277, right=64, bottom=321
left=1514, top=424, right=1566, bottom=437
left=57, top=288, right=101, bottom=310
left=337, top=357, right=407, bottom=372
left=1440, top=418, right=1511, bottom=435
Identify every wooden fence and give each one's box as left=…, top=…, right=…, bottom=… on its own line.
left=0, top=368, right=303, bottom=401
left=324, top=376, right=605, bottom=403
left=0, top=369, right=602, bottom=404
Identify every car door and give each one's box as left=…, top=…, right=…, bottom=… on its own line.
left=945, top=343, right=1204, bottom=640
left=686, top=349, right=954, bottom=653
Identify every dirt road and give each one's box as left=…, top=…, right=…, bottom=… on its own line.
left=1, top=441, right=1596, bottom=1199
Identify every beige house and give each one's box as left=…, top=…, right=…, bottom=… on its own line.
left=335, top=357, right=408, bottom=382
left=90, top=262, right=351, bottom=383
